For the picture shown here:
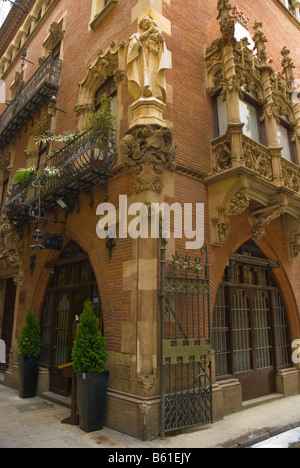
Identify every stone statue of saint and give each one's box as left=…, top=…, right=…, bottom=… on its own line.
left=126, top=16, right=169, bottom=103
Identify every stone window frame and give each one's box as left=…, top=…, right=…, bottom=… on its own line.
left=89, top=0, right=118, bottom=30
left=275, top=0, right=300, bottom=24
left=206, top=33, right=300, bottom=166
left=75, top=41, right=125, bottom=133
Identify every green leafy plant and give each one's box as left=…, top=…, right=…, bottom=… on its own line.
left=18, top=310, right=41, bottom=358
left=85, top=95, right=116, bottom=152
left=35, top=130, right=80, bottom=147
left=72, top=300, right=107, bottom=374
left=12, top=167, right=36, bottom=187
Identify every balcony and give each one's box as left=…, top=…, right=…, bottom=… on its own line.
left=4, top=129, right=117, bottom=224
left=0, top=56, right=62, bottom=146
left=206, top=131, right=300, bottom=255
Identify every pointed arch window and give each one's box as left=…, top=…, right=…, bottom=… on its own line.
left=212, top=241, right=291, bottom=385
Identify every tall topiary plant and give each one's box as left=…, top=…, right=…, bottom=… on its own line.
left=18, top=309, right=41, bottom=357
left=18, top=310, right=41, bottom=399
left=72, top=300, right=109, bottom=432
left=72, top=300, right=107, bottom=374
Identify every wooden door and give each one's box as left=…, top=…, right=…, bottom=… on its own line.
left=0, top=279, right=16, bottom=371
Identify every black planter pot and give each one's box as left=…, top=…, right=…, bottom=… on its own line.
left=18, top=355, right=40, bottom=399
left=77, top=371, right=109, bottom=433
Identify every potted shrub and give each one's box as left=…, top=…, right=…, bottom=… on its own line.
left=17, top=309, right=41, bottom=399
left=72, top=300, right=109, bottom=433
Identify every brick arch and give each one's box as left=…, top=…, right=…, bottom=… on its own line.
left=31, top=223, right=113, bottom=337
left=210, top=216, right=300, bottom=339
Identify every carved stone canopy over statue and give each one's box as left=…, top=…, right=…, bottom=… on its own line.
left=126, top=16, right=170, bottom=104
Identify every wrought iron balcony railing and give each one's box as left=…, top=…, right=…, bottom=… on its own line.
left=26, top=129, right=117, bottom=204
left=4, top=129, right=117, bottom=224
left=0, top=56, right=62, bottom=146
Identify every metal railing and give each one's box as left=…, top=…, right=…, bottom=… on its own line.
left=3, top=129, right=117, bottom=223
left=0, top=56, right=62, bottom=145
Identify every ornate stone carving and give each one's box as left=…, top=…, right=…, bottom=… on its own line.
left=0, top=149, right=11, bottom=171
left=80, top=41, right=120, bottom=90
left=113, top=68, right=125, bottom=85
left=252, top=21, right=268, bottom=66
left=134, top=163, right=163, bottom=194
left=220, top=74, right=243, bottom=101
left=137, top=374, right=155, bottom=394
left=281, top=46, right=295, bottom=90
left=74, top=103, right=94, bottom=117
left=47, top=22, right=65, bottom=50
left=217, top=0, right=235, bottom=42
left=120, top=125, right=176, bottom=172
left=211, top=138, right=232, bottom=173
left=0, top=215, right=24, bottom=270
left=217, top=222, right=230, bottom=244
left=30, top=107, right=50, bottom=137
left=281, top=158, right=300, bottom=193
left=242, top=137, right=274, bottom=181
left=231, top=6, right=250, bottom=30
left=260, top=100, right=280, bottom=123
left=229, top=189, right=250, bottom=215
left=251, top=224, right=266, bottom=240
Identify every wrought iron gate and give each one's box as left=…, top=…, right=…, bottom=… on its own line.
left=160, top=242, right=213, bottom=437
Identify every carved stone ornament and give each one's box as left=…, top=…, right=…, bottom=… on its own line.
left=0, top=215, right=24, bottom=271
left=47, top=22, right=65, bottom=50
left=137, top=373, right=155, bottom=394
left=74, top=103, right=94, bottom=117
left=134, top=162, right=163, bottom=194
left=217, top=222, right=230, bottom=244
left=228, top=189, right=250, bottom=215
left=30, top=107, right=50, bottom=137
left=281, top=46, right=295, bottom=90
left=217, top=0, right=235, bottom=42
left=252, top=21, right=268, bottom=66
left=120, top=125, right=176, bottom=172
left=0, top=149, right=11, bottom=172
left=251, top=224, right=266, bottom=240
left=79, top=41, right=121, bottom=91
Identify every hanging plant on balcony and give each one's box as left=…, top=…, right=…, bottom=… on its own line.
left=36, top=130, right=80, bottom=148
left=32, top=165, right=63, bottom=188
left=12, top=167, right=36, bottom=187
left=85, top=95, right=116, bottom=153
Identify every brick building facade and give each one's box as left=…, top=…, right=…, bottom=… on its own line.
left=0, top=0, right=300, bottom=440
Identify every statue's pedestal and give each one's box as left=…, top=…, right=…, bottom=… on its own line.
left=129, top=97, right=166, bottom=128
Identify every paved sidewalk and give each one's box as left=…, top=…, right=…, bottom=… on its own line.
left=1, top=383, right=300, bottom=448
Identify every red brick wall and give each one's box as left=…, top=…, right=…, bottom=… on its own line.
left=2, top=0, right=300, bottom=350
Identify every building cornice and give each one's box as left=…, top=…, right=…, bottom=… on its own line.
left=0, top=0, right=60, bottom=80
left=0, top=0, right=36, bottom=57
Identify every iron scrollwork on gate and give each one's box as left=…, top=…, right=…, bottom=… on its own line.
left=160, top=243, right=213, bottom=436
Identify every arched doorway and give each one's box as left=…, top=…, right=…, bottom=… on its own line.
left=39, top=241, right=102, bottom=396
left=212, top=240, right=291, bottom=401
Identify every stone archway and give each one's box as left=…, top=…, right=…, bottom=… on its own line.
left=212, top=240, right=292, bottom=401
left=39, top=240, right=102, bottom=396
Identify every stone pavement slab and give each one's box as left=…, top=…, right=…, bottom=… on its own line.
left=1, top=384, right=300, bottom=448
